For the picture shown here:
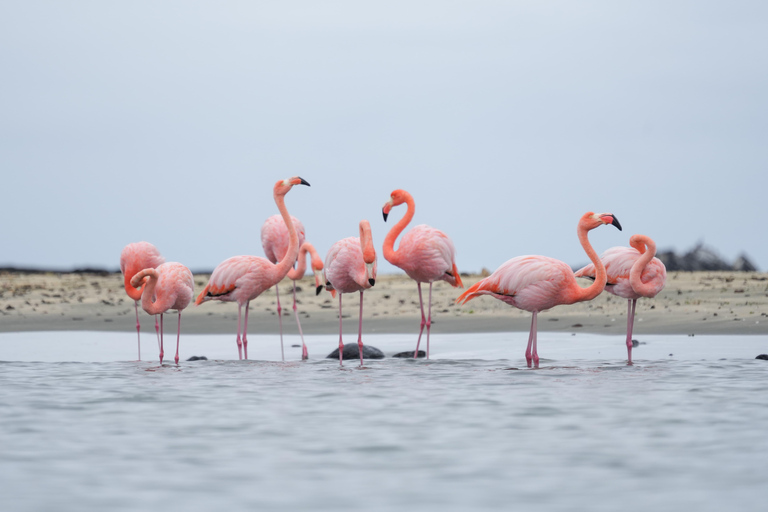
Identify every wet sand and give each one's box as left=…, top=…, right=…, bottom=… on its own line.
left=1, top=271, right=766, bottom=336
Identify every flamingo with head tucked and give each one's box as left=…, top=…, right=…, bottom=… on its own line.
left=196, top=177, right=309, bottom=360
left=261, top=215, right=324, bottom=360
left=382, top=189, right=463, bottom=359
left=120, top=241, right=165, bottom=360
left=575, top=234, right=666, bottom=364
left=323, top=220, right=377, bottom=367
left=130, top=262, right=194, bottom=364
left=456, top=212, right=622, bottom=368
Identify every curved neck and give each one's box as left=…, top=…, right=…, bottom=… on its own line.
left=136, top=269, right=173, bottom=315
left=287, top=242, right=314, bottom=280
left=573, top=223, right=606, bottom=302
left=383, top=194, right=414, bottom=265
left=124, top=273, right=144, bottom=300
left=273, top=191, right=299, bottom=279
left=629, top=235, right=657, bottom=295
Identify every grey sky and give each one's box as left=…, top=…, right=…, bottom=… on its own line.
left=2, top=1, right=766, bottom=274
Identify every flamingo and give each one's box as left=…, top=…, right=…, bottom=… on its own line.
left=261, top=215, right=325, bottom=360
left=456, top=212, right=622, bottom=368
left=382, top=189, right=463, bottom=359
left=574, top=234, right=666, bottom=364
left=196, top=177, right=309, bottom=360
left=120, top=241, right=165, bottom=360
left=130, top=262, right=194, bottom=364
left=323, top=220, right=377, bottom=367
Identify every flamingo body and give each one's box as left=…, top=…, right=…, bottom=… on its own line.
left=456, top=212, right=622, bottom=367
left=130, top=262, right=194, bottom=364
left=120, top=241, right=165, bottom=359
left=382, top=189, right=462, bottom=358
left=196, top=177, right=310, bottom=360
left=261, top=215, right=306, bottom=265
left=574, top=234, right=666, bottom=363
left=324, top=221, right=377, bottom=367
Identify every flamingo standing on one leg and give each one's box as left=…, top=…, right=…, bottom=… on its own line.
left=456, top=212, right=622, bottom=368
left=575, top=234, right=666, bottom=364
left=120, top=241, right=165, bottom=360
left=323, top=221, right=377, bottom=367
left=196, top=177, right=309, bottom=360
left=382, top=189, right=463, bottom=359
left=261, top=215, right=325, bottom=360
left=130, top=262, right=194, bottom=364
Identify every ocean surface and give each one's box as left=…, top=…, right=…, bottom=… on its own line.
left=1, top=331, right=767, bottom=512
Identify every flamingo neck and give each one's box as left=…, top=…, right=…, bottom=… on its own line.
left=124, top=273, right=144, bottom=301
left=287, top=242, right=311, bottom=281
left=273, top=192, right=299, bottom=280
left=138, top=269, right=172, bottom=315
left=383, top=195, right=414, bottom=266
left=573, top=224, right=606, bottom=303
left=629, top=235, right=657, bottom=296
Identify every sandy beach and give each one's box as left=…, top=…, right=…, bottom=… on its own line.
left=1, top=270, right=766, bottom=336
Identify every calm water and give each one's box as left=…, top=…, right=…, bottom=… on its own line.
left=1, top=332, right=767, bottom=511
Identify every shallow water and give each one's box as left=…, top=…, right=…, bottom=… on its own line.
left=1, top=332, right=767, bottom=511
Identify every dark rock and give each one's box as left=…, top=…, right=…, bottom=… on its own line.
left=291, top=344, right=301, bottom=348
left=392, top=350, right=426, bottom=358
left=756, top=354, right=768, bottom=360
left=631, top=339, right=639, bottom=347
left=734, top=254, right=757, bottom=272
left=326, top=343, right=385, bottom=360
left=657, top=243, right=759, bottom=272
left=186, top=355, right=208, bottom=361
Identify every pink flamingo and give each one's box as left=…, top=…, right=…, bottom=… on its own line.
left=130, top=262, right=194, bottom=364
left=261, top=215, right=325, bottom=360
left=575, top=234, right=666, bottom=364
left=456, top=212, right=622, bottom=368
left=196, top=177, right=309, bottom=360
left=382, top=189, right=463, bottom=359
left=120, top=241, right=165, bottom=360
left=323, top=220, right=377, bottom=367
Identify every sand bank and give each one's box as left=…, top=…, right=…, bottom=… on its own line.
left=1, top=271, right=766, bottom=336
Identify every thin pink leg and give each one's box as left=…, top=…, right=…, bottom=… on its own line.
left=338, top=293, right=344, bottom=367
left=275, top=284, right=285, bottom=361
left=175, top=311, right=181, bottom=365
left=134, top=301, right=141, bottom=361
left=243, top=301, right=250, bottom=360
left=357, top=291, right=364, bottom=367
left=531, top=312, right=539, bottom=368
left=525, top=314, right=535, bottom=367
left=413, top=283, right=426, bottom=358
left=159, top=313, right=165, bottom=364
left=155, top=315, right=161, bottom=353
left=426, top=282, right=433, bottom=359
left=236, top=304, right=243, bottom=360
left=626, top=299, right=637, bottom=365
left=293, top=281, right=308, bottom=360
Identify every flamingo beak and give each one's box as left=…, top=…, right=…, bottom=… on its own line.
left=382, top=200, right=393, bottom=222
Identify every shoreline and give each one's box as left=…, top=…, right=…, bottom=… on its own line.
left=1, top=271, right=767, bottom=336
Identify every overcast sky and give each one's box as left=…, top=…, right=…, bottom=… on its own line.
left=2, top=1, right=766, bottom=274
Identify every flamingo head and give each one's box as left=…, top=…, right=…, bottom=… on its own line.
left=274, top=176, right=310, bottom=196
left=382, top=189, right=410, bottom=221
left=359, top=220, right=377, bottom=286
left=580, top=212, right=622, bottom=232
left=311, top=255, right=325, bottom=296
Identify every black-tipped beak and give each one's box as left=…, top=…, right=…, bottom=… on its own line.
left=316, top=285, right=323, bottom=295
left=298, top=177, right=310, bottom=187
left=611, top=216, right=622, bottom=231
left=368, top=278, right=375, bottom=286
left=382, top=211, right=388, bottom=222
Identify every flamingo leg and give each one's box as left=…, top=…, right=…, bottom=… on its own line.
left=243, top=301, right=250, bottom=360
left=292, top=281, right=308, bottom=360
left=236, top=303, right=243, bottom=360
left=626, top=299, right=637, bottom=365
left=426, top=282, right=433, bottom=359
left=275, top=284, right=285, bottom=362
left=358, top=291, right=365, bottom=367
left=525, top=314, right=535, bottom=367
left=155, top=315, right=161, bottom=353
left=159, top=313, right=165, bottom=364
left=175, top=311, right=181, bottom=365
left=338, top=293, right=344, bottom=367
left=134, top=301, right=141, bottom=361
left=413, top=282, right=426, bottom=358
left=531, top=311, right=539, bottom=368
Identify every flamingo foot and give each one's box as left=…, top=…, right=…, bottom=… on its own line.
left=302, top=343, right=308, bottom=361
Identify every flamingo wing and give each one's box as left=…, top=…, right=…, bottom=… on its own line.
left=261, top=215, right=306, bottom=264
